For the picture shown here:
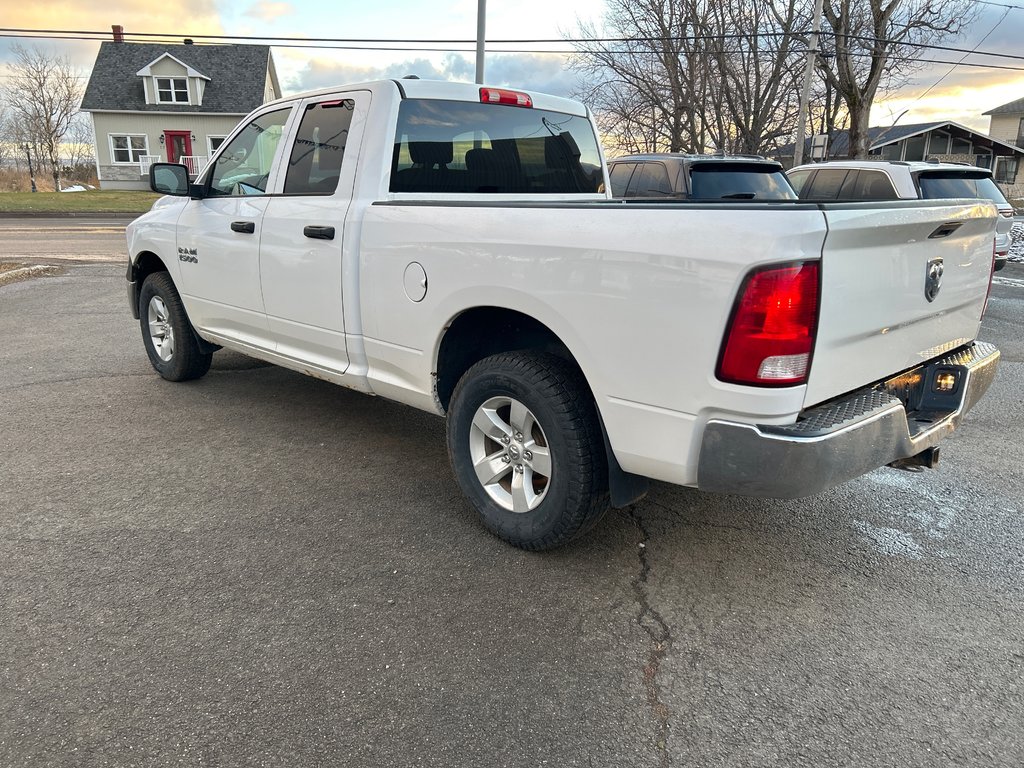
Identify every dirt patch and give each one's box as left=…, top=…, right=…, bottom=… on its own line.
left=0, top=263, right=64, bottom=287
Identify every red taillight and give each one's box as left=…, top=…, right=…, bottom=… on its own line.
left=479, top=87, right=533, bottom=108
left=717, top=261, right=820, bottom=386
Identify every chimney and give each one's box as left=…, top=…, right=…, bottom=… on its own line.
left=184, top=38, right=194, bottom=45
left=112, top=25, right=124, bottom=43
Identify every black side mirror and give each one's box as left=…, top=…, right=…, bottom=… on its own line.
left=149, top=163, right=190, bottom=196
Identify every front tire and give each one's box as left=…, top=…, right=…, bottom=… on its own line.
left=139, top=272, right=212, bottom=381
left=447, top=351, right=610, bottom=550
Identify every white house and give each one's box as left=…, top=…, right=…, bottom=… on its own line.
left=80, top=33, right=281, bottom=190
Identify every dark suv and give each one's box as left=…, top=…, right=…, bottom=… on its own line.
left=607, top=154, right=798, bottom=200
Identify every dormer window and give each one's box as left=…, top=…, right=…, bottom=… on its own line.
left=156, top=77, right=189, bottom=104
left=137, top=54, right=209, bottom=107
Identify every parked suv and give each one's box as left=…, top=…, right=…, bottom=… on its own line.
left=787, top=160, right=1014, bottom=270
left=608, top=154, right=798, bottom=200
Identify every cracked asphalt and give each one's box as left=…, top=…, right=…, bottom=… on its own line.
left=1, top=221, right=1023, bottom=767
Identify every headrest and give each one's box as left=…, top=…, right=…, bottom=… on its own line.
left=465, top=148, right=491, bottom=171
left=409, top=141, right=453, bottom=167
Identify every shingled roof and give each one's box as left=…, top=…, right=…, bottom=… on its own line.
left=983, top=96, right=1024, bottom=117
left=778, top=121, right=1024, bottom=158
left=81, top=42, right=276, bottom=114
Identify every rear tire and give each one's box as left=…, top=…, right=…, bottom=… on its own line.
left=446, top=351, right=610, bottom=550
left=139, top=272, right=212, bottom=382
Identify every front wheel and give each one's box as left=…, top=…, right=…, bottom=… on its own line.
left=446, top=351, right=610, bottom=550
left=138, top=272, right=212, bottom=381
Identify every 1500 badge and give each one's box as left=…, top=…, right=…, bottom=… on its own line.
left=178, top=247, right=198, bottom=264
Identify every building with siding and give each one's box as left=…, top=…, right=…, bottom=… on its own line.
left=983, top=97, right=1024, bottom=149
left=80, top=34, right=280, bottom=190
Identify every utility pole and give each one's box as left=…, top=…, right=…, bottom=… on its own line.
left=23, top=143, right=37, bottom=193
left=793, top=0, right=825, bottom=167
left=475, top=0, right=486, bottom=84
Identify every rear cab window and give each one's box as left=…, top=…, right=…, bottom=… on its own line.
left=389, top=99, right=603, bottom=194
left=688, top=163, right=797, bottom=200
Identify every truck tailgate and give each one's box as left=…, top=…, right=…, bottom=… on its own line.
left=806, top=200, right=995, bottom=407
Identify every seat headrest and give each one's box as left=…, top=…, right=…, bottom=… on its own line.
left=409, top=141, right=453, bottom=167
left=465, top=148, right=491, bottom=171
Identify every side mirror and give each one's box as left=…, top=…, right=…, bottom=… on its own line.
left=149, top=163, right=190, bottom=196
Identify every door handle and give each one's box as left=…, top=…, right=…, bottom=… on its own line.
left=303, top=225, right=335, bottom=240
left=231, top=221, right=255, bottom=234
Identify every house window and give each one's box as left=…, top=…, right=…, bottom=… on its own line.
left=995, top=157, right=1018, bottom=184
left=930, top=133, right=951, bottom=155
left=207, top=136, right=227, bottom=157
left=156, top=77, right=189, bottom=104
left=110, top=134, right=149, bottom=164
left=951, top=138, right=972, bottom=155
left=903, top=135, right=927, bottom=162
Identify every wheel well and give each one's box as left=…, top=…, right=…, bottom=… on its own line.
left=133, top=251, right=168, bottom=286
left=435, top=307, right=649, bottom=508
left=435, top=307, right=580, bottom=413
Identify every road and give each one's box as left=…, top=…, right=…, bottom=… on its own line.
left=0, top=216, right=135, bottom=262
left=1, top=220, right=1022, bottom=767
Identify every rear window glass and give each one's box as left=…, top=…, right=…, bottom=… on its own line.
left=975, top=176, right=1010, bottom=206
left=688, top=164, right=797, bottom=200
left=917, top=172, right=987, bottom=199
left=390, top=99, right=603, bottom=194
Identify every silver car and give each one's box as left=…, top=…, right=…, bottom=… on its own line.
left=787, top=160, right=1015, bottom=271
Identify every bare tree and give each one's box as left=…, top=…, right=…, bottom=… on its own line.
left=5, top=43, right=83, bottom=190
left=818, top=0, right=977, bottom=158
left=571, top=0, right=807, bottom=157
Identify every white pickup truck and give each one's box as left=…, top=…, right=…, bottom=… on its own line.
left=127, top=79, right=1000, bottom=550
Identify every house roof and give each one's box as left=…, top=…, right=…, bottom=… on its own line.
left=81, top=42, right=274, bottom=114
left=983, top=96, right=1024, bottom=116
left=778, top=120, right=1024, bottom=158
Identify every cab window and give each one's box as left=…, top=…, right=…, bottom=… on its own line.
left=207, top=108, right=291, bottom=197
left=389, top=99, right=603, bottom=194
left=283, top=99, right=355, bottom=195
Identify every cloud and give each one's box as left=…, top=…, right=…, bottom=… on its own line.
left=243, top=1, right=294, bottom=22
left=284, top=51, right=581, bottom=99
left=0, top=0, right=224, bottom=70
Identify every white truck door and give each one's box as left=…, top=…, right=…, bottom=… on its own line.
left=173, top=106, right=294, bottom=347
left=258, top=92, right=370, bottom=373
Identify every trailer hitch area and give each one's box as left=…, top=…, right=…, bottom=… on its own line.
left=888, top=447, right=940, bottom=472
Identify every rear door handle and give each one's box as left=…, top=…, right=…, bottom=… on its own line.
left=231, top=221, right=255, bottom=234
left=303, top=225, right=335, bottom=240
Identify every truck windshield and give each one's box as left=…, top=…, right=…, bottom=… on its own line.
left=688, top=164, right=797, bottom=200
left=390, top=99, right=603, bottom=194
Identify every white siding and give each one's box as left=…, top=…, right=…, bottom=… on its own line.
left=90, top=111, right=247, bottom=188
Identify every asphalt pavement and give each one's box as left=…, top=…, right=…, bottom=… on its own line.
left=1, top=231, right=1023, bottom=766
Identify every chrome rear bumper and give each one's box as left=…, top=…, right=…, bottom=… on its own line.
left=697, top=342, right=1000, bottom=498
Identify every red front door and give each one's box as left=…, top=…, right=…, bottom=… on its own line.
left=163, top=131, right=192, bottom=165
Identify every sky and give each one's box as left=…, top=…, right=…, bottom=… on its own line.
left=1, top=0, right=1023, bottom=135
